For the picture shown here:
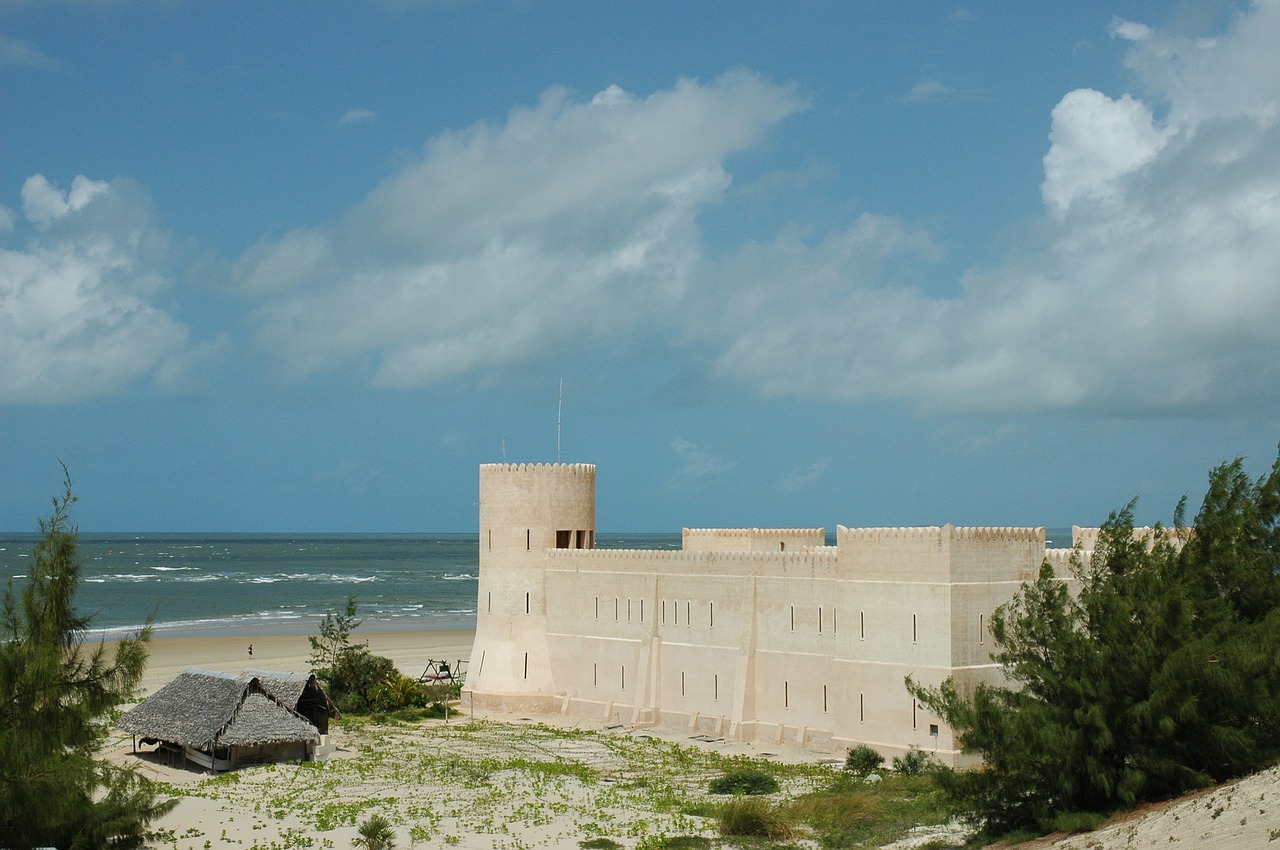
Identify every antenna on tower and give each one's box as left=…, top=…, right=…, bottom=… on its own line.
left=501, top=435, right=506, bottom=463
left=556, top=378, right=564, bottom=463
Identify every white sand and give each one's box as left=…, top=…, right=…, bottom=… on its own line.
left=108, top=629, right=1280, bottom=848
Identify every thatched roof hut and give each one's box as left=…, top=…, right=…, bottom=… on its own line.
left=118, top=669, right=322, bottom=771
left=242, top=668, right=339, bottom=734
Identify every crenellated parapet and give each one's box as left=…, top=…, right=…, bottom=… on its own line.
left=1073, top=525, right=1188, bottom=553
left=838, top=523, right=1045, bottom=583
left=1042, top=547, right=1081, bottom=578
left=546, top=545, right=841, bottom=578
left=480, top=461, right=597, bottom=478
left=682, top=527, right=826, bottom=553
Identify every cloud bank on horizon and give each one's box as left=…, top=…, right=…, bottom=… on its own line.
left=3, top=3, right=1279, bottom=422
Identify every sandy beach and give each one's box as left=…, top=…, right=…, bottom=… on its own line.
left=128, top=626, right=475, bottom=697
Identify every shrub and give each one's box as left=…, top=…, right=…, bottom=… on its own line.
left=319, top=648, right=399, bottom=713
left=892, top=746, right=935, bottom=776
left=707, top=768, right=779, bottom=795
left=845, top=744, right=885, bottom=775
left=352, top=813, right=396, bottom=850
left=716, top=796, right=796, bottom=839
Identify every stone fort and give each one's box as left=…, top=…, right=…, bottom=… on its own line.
left=463, top=462, right=1084, bottom=766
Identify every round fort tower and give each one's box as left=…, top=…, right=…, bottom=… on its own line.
left=465, top=463, right=595, bottom=705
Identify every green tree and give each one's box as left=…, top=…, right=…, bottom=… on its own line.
left=909, top=449, right=1280, bottom=835
left=307, top=596, right=401, bottom=712
left=308, top=594, right=362, bottom=670
left=0, top=469, right=177, bottom=848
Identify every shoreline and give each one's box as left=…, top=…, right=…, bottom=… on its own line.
left=89, top=615, right=478, bottom=642
left=122, top=626, right=475, bottom=697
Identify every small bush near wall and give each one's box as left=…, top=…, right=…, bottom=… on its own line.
left=845, top=744, right=885, bottom=775
left=892, top=746, right=937, bottom=776
left=708, top=768, right=780, bottom=795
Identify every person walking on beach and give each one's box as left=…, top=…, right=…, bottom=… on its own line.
left=248, top=644, right=253, bottom=657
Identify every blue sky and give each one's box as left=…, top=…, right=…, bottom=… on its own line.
left=2, top=1, right=1278, bottom=533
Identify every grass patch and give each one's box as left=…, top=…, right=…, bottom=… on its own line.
left=651, top=837, right=713, bottom=849
left=578, top=838, right=622, bottom=850
left=1049, top=810, right=1107, bottom=834
left=717, top=797, right=798, bottom=839
left=787, top=771, right=956, bottom=848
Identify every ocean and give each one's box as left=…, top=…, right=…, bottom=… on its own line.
left=0, top=532, right=681, bottom=639
left=0, top=528, right=1072, bottom=639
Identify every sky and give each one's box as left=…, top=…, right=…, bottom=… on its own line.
left=2, top=1, right=1279, bottom=533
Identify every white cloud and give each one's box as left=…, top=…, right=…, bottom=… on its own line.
left=702, top=2, right=1280, bottom=417
left=1109, top=17, right=1153, bottom=43
left=241, top=70, right=806, bottom=387
left=1040, top=89, right=1168, bottom=217
left=905, top=78, right=989, bottom=104
left=22, top=174, right=110, bottom=227
left=340, top=108, right=377, bottom=126
left=232, top=6, right=1280, bottom=421
left=0, top=176, right=191, bottom=405
left=669, top=437, right=734, bottom=484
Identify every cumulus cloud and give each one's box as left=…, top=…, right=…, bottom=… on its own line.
left=1040, top=89, right=1168, bottom=216
left=233, top=6, right=1280, bottom=421
left=22, top=174, right=111, bottom=227
left=239, top=70, right=806, bottom=387
left=705, top=2, right=1280, bottom=417
left=0, top=176, right=191, bottom=405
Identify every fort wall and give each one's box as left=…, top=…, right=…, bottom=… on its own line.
left=464, top=463, right=1090, bottom=766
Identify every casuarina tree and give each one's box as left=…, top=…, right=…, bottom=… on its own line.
left=0, top=469, right=176, bottom=848
left=909, top=449, right=1280, bottom=836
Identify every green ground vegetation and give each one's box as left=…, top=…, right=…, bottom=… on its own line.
left=910, top=448, right=1280, bottom=837
left=147, top=718, right=963, bottom=850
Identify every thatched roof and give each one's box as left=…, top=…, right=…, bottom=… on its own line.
left=118, top=669, right=319, bottom=749
left=241, top=668, right=338, bottom=717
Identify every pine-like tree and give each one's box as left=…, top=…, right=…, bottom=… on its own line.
left=910, top=449, right=1280, bottom=835
left=0, top=469, right=176, bottom=848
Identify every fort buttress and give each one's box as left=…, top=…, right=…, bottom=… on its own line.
left=463, top=462, right=1087, bottom=765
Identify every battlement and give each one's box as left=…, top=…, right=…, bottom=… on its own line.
left=1073, top=525, right=1187, bottom=552
left=839, top=525, right=1044, bottom=543
left=546, top=545, right=841, bottom=577
left=682, top=527, right=826, bottom=553
left=480, top=462, right=596, bottom=477
left=1043, top=547, right=1079, bottom=576
left=838, top=524, right=1045, bottom=583
left=682, top=527, right=825, bottom=538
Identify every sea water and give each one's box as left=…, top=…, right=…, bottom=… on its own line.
left=0, top=528, right=1071, bottom=638
left=0, top=532, right=682, bottom=638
